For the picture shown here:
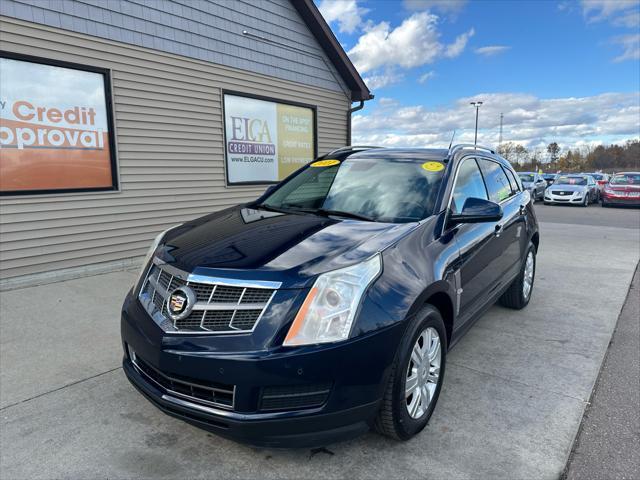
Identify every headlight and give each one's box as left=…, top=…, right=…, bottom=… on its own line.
left=283, top=254, right=382, bottom=346
left=133, top=224, right=182, bottom=289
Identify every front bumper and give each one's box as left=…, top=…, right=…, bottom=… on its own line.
left=602, top=193, right=640, bottom=206
left=544, top=191, right=586, bottom=204
left=121, top=295, right=404, bottom=447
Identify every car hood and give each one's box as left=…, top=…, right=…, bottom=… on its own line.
left=522, top=181, right=534, bottom=188
left=551, top=184, right=587, bottom=192
left=155, top=205, right=421, bottom=288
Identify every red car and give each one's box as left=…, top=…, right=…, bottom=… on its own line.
left=601, top=172, right=640, bottom=207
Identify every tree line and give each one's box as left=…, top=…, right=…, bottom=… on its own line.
left=496, top=140, right=639, bottom=173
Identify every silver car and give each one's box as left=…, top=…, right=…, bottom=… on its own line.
left=544, top=174, right=598, bottom=206
left=518, top=172, right=547, bottom=201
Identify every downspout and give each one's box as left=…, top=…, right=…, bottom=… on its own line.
left=347, top=94, right=374, bottom=145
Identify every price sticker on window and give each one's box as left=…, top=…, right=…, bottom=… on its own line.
left=421, top=161, right=445, bottom=172
left=310, top=159, right=341, bottom=167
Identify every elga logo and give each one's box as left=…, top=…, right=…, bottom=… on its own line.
left=228, top=116, right=275, bottom=155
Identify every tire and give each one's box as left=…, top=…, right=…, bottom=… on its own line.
left=582, top=195, right=589, bottom=207
left=602, top=201, right=608, bottom=208
left=375, top=306, right=446, bottom=440
left=543, top=201, right=550, bottom=205
left=499, top=243, right=536, bottom=310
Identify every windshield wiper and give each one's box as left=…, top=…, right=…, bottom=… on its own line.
left=291, top=207, right=376, bottom=222
left=253, top=203, right=304, bottom=215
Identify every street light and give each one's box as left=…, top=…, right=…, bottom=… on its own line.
left=470, top=101, right=483, bottom=147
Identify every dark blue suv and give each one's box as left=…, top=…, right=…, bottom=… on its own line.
left=121, top=145, right=539, bottom=447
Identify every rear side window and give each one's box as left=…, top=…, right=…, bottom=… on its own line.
left=478, top=159, right=514, bottom=203
left=451, top=158, right=488, bottom=213
left=505, top=168, right=521, bottom=193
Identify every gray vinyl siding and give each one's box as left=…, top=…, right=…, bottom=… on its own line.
left=0, top=0, right=349, bottom=95
left=0, top=16, right=350, bottom=280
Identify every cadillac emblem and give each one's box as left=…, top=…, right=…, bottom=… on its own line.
left=166, top=286, right=196, bottom=321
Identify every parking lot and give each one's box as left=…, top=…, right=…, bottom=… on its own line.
left=1, top=204, right=638, bottom=479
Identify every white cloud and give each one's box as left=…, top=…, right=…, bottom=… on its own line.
left=475, top=45, right=511, bottom=56
left=403, top=0, right=468, bottom=15
left=353, top=92, right=640, bottom=151
left=582, top=0, right=640, bottom=26
left=363, top=70, right=405, bottom=90
left=612, top=33, right=640, bottom=61
left=317, top=0, right=368, bottom=34
left=445, top=28, right=475, bottom=57
left=347, top=12, right=474, bottom=73
left=418, top=71, right=436, bottom=84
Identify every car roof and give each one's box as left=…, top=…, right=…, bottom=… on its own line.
left=348, top=147, right=450, bottom=161
left=614, top=171, right=640, bottom=175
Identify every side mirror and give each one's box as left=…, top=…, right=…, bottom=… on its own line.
left=449, top=197, right=503, bottom=224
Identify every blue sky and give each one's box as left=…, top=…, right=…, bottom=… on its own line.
left=317, top=0, right=640, bottom=152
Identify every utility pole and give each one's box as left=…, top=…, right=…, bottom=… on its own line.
left=498, top=113, right=503, bottom=146
left=470, top=101, right=483, bottom=147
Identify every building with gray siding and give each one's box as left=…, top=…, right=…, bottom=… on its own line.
left=0, top=0, right=371, bottom=288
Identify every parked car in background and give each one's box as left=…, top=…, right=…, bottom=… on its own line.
left=601, top=172, right=640, bottom=207
left=544, top=174, right=598, bottom=206
left=542, top=173, right=557, bottom=186
left=583, top=173, right=609, bottom=197
left=121, top=145, right=540, bottom=447
left=518, top=172, right=546, bottom=201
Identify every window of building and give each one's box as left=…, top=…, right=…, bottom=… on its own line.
left=0, top=52, right=117, bottom=195
left=223, top=92, right=317, bottom=185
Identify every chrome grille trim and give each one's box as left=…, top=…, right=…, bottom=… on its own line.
left=128, top=348, right=235, bottom=410
left=138, top=257, right=281, bottom=334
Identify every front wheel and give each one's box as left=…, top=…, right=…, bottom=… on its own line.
left=500, top=243, right=536, bottom=309
left=375, top=306, right=446, bottom=440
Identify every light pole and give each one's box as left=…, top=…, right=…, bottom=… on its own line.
left=470, top=101, right=483, bottom=147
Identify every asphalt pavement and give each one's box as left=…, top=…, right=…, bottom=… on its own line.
left=1, top=204, right=638, bottom=479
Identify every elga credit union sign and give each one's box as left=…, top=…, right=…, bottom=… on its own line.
left=0, top=55, right=116, bottom=194
left=224, top=93, right=315, bottom=184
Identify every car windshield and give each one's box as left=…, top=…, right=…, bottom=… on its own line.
left=589, top=174, right=604, bottom=180
left=259, top=157, right=446, bottom=223
left=555, top=176, right=588, bottom=186
left=518, top=173, right=535, bottom=182
left=610, top=174, right=640, bottom=185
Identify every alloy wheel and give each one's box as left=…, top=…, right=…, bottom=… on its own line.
left=405, top=327, right=441, bottom=419
left=523, top=250, right=534, bottom=300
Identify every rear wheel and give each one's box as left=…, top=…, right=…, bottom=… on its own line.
left=500, top=243, right=536, bottom=309
left=375, top=306, right=446, bottom=440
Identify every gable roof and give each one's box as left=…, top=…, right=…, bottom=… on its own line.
left=291, top=0, right=372, bottom=102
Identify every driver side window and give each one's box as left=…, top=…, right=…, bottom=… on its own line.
left=451, top=158, right=488, bottom=214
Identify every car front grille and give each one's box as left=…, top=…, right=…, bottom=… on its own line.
left=552, top=191, right=575, bottom=196
left=128, top=347, right=235, bottom=410
left=259, top=383, right=332, bottom=411
left=138, top=260, right=279, bottom=334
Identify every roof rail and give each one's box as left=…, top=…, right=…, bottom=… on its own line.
left=448, top=143, right=496, bottom=155
left=323, top=145, right=382, bottom=157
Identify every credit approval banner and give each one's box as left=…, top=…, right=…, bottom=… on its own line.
left=0, top=56, right=115, bottom=193
left=224, top=94, right=315, bottom=184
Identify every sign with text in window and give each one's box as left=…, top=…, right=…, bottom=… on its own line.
left=224, top=93, right=316, bottom=184
left=0, top=54, right=117, bottom=195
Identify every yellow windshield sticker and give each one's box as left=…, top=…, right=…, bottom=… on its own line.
left=310, top=159, right=341, bottom=167
left=422, top=161, right=445, bottom=172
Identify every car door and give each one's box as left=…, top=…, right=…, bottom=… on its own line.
left=477, top=158, right=524, bottom=284
left=535, top=174, right=546, bottom=198
left=447, top=157, right=503, bottom=326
